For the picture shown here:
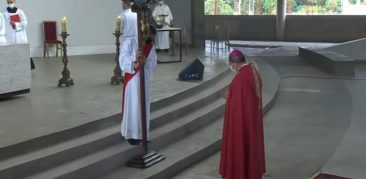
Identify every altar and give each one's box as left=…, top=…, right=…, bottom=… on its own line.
left=0, top=43, right=31, bottom=98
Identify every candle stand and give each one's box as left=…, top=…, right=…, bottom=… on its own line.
left=58, top=32, right=74, bottom=87
left=110, top=31, right=122, bottom=85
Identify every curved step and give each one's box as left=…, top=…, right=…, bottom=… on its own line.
left=318, top=80, right=366, bottom=179
left=101, top=116, right=224, bottom=179
left=299, top=47, right=356, bottom=77
left=25, top=95, right=226, bottom=179
left=0, top=69, right=230, bottom=162
left=0, top=70, right=233, bottom=179
left=99, top=60, right=281, bottom=179
left=1, top=59, right=279, bottom=179
left=164, top=60, right=280, bottom=179
left=0, top=67, right=230, bottom=161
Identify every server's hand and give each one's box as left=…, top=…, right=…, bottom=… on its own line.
left=136, top=49, right=146, bottom=65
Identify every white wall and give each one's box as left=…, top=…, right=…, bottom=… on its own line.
left=0, top=0, right=192, bottom=57
left=1, top=0, right=121, bottom=57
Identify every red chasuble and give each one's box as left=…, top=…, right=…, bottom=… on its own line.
left=219, top=63, right=266, bottom=179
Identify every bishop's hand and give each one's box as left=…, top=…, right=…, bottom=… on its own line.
left=221, top=88, right=228, bottom=99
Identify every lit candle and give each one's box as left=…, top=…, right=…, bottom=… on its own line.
left=61, top=16, right=67, bottom=33
left=115, top=16, right=121, bottom=32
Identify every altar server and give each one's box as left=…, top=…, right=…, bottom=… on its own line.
left=3, top=0, right=28, bottom=44
left=152, top=0, right=173, bottom=52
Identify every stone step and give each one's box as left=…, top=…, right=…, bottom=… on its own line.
left=0, top=125, right=120, bottom=179
left=0, top=71, right=232, bottom=179
left=298, top=47, right=355, bottom=77
left=99, top=60, right=279, bottom=179
left=1, top=59, right=279, bottom=179
left=0, top=69, right=231, bottom=162
left=24, top=97, right=225, bottom=179
left=100, top=116, right=223, bottom=179
left=150, top=70, right=232, bottom=129
left=171, top=60, right=281, bottom=179
left=151, top=69, right=231, bottom=111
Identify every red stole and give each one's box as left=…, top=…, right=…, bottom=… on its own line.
left=219, top=63, right=266, bottom=179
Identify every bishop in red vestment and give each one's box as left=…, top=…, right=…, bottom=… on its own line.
left=219, top=49, right=266, bottom=179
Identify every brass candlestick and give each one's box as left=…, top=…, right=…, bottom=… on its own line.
left=110, top=31, right=122, bottom=85
left=58, top=32, right=74, bottom=87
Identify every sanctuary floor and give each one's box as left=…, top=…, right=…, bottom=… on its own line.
left=2, top=40, right=366, bottom=179
left=0, top=47, right=229, bottom=149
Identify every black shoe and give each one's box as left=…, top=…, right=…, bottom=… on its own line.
left=127, top=139, right=141, bottom=145
left=164, top=49, right=169, bottom=53
left=156, top=49, right=161, bottom=53
left=30, top=58, right=35, bottom=70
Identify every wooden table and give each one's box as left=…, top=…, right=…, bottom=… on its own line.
left=156, top=27, right=182, bottom=63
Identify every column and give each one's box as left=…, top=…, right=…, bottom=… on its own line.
left=191, top=0, right=205, bottom=48
left=276, top=0, right=286, bottom=41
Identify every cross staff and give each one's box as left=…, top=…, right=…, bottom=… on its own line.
left=126, top=0, right=165, bottom=168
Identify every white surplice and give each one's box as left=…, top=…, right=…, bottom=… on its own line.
left=152, top=4, right=173, bottom=50
left=0, top=13, right=6, bottom=43
left=2, top=8, right=28, bottom=44
left=118, top=8, right=138, bottom=76
left=120, top=42, right=157, bottom=140
left=118, top=7, right=158, bottom=140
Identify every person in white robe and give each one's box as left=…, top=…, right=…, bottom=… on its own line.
left=2, top=0, right=28, bottom=44
left=152, top=0, right=173, bottom=52
left=0, top=12, right=7, bottom=43
left=119, top=1, right=158, bottom=145
left=118, top=0, right=138, bottom=77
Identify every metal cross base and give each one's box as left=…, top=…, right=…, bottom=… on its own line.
left=126, top=151, right=165, bottom=168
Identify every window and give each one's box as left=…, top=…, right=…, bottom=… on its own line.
left=204, top=0, right=277, bottom=15
left=204, top=0, right=366, bottom=15
left=287, top=0, right=366, bottom=15
left=287, top=0, right=341, bottom=14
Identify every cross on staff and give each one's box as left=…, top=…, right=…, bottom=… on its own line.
left=126, top=0, right=165, bottom=169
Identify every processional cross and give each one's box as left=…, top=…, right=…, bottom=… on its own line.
left=126, top=0, right=165, bottom=168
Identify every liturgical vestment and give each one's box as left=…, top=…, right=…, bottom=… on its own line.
left=120, top=40, right=157, bottom=140
left=0, top=13, right=6, bottom=43
left=152, top=3, right=173, bottom=50
left=220, top=63, right=266, bottom=179
left=2, top=8, right=28, bottom=44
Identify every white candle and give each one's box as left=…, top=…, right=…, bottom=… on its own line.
left=61, top=16, right=67, bottom=33
left=115, top=16, right=121, bottom=32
